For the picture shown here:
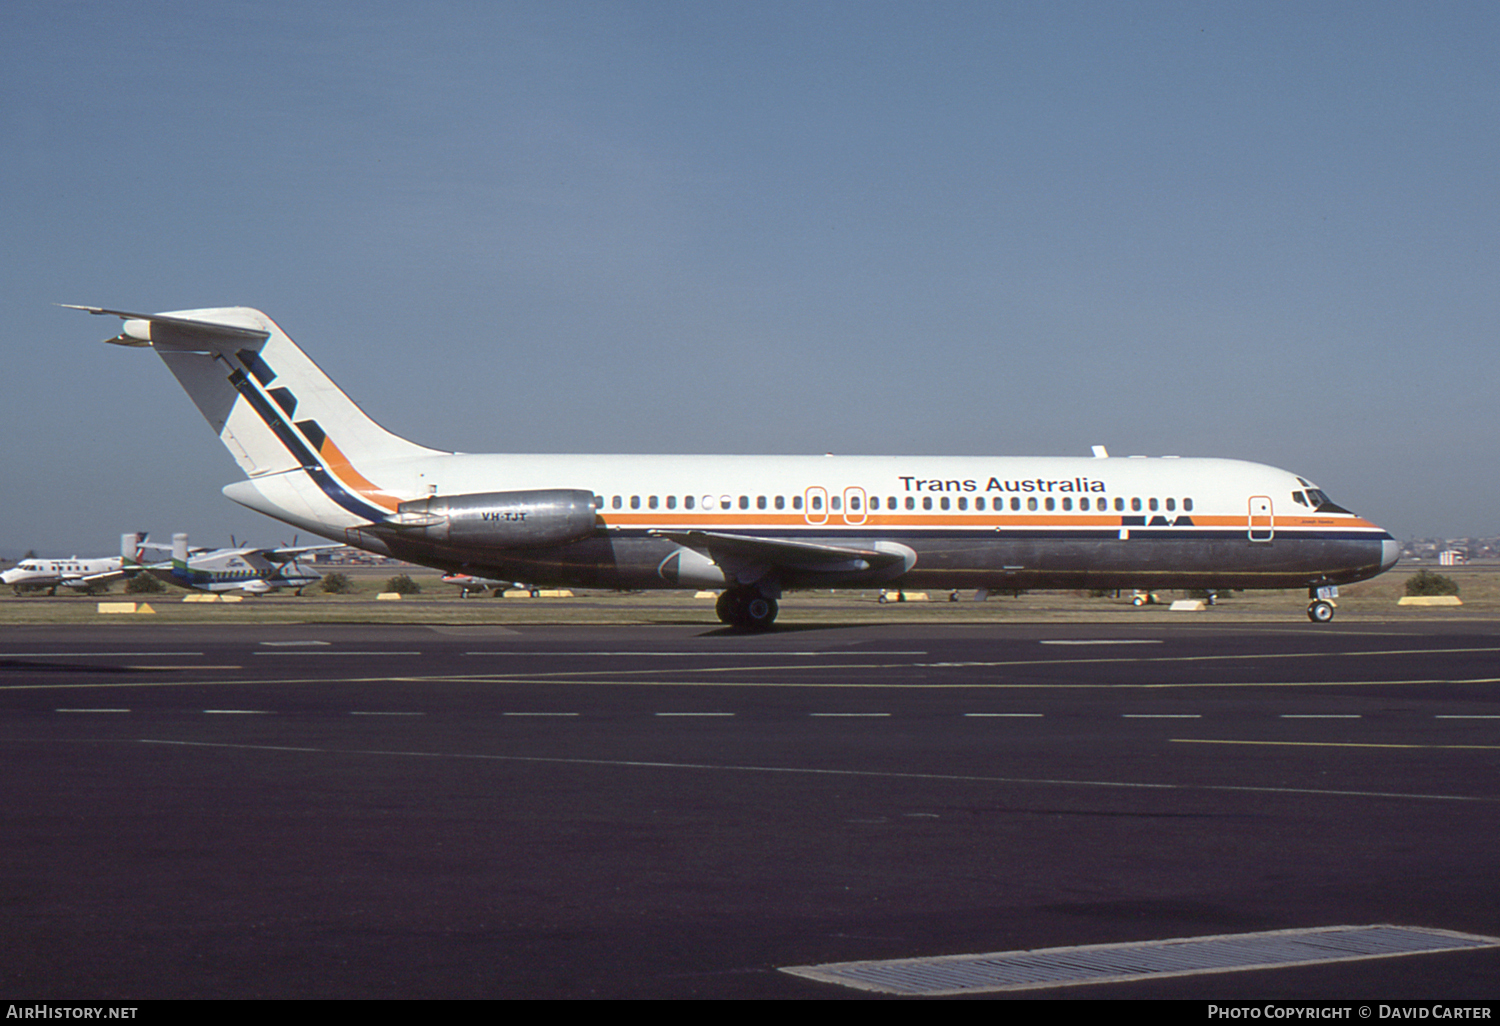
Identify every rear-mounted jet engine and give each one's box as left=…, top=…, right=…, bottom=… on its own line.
left=395, top=489, right=599, bottom=548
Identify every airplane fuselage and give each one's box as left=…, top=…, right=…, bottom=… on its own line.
left=222, top=451, right=1396, bottom=594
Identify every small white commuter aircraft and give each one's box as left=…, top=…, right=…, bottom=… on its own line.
left=133, top=533, right=328, bottom=595
left=71, top=305, right=1399, bottom=627
left=441, top=573, right=533, bottom=597
left=3, top=533, right=149, bottom=595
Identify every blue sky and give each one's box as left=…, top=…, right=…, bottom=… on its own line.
left=3, top=0, right=1495, bottom=555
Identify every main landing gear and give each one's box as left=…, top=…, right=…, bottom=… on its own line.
left=716, top=587, right=779, bottom=630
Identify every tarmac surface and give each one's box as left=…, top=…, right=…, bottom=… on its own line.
left=2, top=618, right=1499, bottom=999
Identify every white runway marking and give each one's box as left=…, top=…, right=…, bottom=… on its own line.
left=1280, top=713, right=1361, bottom=718
left=1175, top=738, right=1500, bottom=752
left=781, top=925, right=1500, bottom=995
left=1040, top=639, right=1163, bottom=646
left=259, top=641, right=331, bottom=646
left=655, top=711, right=735, bottom=717
left=56, top=708, right=129, bottom=713
left=254, top=651, right=423, bottom=656
left=463, top=650, right=928, bottom=658
left=963, top=712, right=1043, bottom=717
left=6, top=652, right=205, bottom=657
left=1122, top=713, right=1201, bottom=719
left=350, top=711, right=425, bottom=716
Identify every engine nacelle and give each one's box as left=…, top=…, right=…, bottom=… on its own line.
left=395, top=489, right=599, bottom=549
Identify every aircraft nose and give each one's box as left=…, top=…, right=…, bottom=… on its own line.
left=1380, top=538, right=1401, bottom=572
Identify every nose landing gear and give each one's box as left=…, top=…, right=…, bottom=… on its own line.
left=1307, top=584, right=1339, bottom=623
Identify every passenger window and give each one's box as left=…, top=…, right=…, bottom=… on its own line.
left=612, top=495, right=622, bottom=510
left=923, top=497, right=932, bottom=511
left=793, top=496, right=803, bottom=510
left=631, top=495, right=641, bottom=510
left=906, top=497, right=916, bottom=510
left=1165, top=498, right=1175, bottom=512
left=1131, top=497, right=1142, bottom=512
left=1045, top=497, right=1055, bottom=511
left=1183, top=498, right=1193, bottom=512
left=775, top=495, right=785, bottom=510
left=1079, top=497, right=1089, bottom=511
left=685, top=496, right=695, bottom=510
left=666, top=495, right=676, bottom=510
left=869, top=496, right=879, bottom=511
left=957, top=497, right=967, bottom=511
left=831, top=496, right=841, bottom=511
left=850, top=496, right=861, bottom=510
left=812, top=496, right=822, bottom=511
left=975, top=497, right=985, bottom=511
left=757, top=495, right=767, bottom=510
left=739, top=496, right=749, bottom=510
left=1062, top=497, right=1072, bottom=511
left=1011, top=497, right=1021, bottom=511
left=1027, top=497, right=1038, bottom=511
left=1148, top=498, right=1158, bottom=512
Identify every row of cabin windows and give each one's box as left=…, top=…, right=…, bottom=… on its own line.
left=601, top=494, right=1194, bottom=514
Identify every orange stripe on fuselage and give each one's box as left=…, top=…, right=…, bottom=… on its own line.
left=317, top=436, right=402, bottom=512
left=598, top=512, right=1386, bottom=531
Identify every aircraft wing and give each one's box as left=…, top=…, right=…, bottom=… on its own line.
left=65, top=569, right=131, bottom=588
left=255, top=544, right=342, bottom=563
left=649, top=530, right=913, bottom=582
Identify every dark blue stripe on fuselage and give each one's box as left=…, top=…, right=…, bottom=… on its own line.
left=225, top=366, right=389, bottom=524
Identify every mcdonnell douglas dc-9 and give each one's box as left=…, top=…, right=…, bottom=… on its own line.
left=71, top=305, right=1398, bottom=627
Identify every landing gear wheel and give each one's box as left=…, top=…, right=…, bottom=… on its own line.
left=715, top=589, right=744, bottom=625
left=1308, top=600, right=1335, bottom=623
left=741, top=595, right=778, bottom=630
left=715, top=588, right=778, bottom=630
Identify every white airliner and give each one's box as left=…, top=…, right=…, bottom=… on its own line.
left=71, top=305, right=1399, bottom=627
left=3, top=533, right=148, bottom=595
left=133, top=533, right=328, bottom=595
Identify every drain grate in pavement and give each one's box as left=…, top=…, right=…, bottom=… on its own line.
left=780, top=924, right=1500, bottom=995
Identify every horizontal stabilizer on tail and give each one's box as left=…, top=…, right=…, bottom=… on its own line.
left=62, top=305, right=270, bottom=346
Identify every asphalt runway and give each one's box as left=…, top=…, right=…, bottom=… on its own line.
left=2, top=619, right=1499, bottom=999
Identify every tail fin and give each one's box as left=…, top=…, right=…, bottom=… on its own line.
left=72, top=306, right=445, bottom=525
left=120, top=531, right=148, bottom=564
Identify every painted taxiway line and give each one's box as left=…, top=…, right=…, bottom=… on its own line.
left=918, top=645, right=1500, bottom=669
left=131, top=738, right=1497, bottom=803
left=464, top=650, right=929, bottom=657
left=1173, top=738, right=1500, bottom=752
left=10, top=674, right=1500, bottom=693
left=2, top=652, right=206, bottom=657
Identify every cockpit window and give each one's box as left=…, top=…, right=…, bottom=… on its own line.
left=1296, top=486, right=1353, bottom=515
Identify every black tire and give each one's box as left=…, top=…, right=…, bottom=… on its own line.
left=742, top=595, right=778, bottom=630
left=1308, top=600, right=1335, bottom=623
